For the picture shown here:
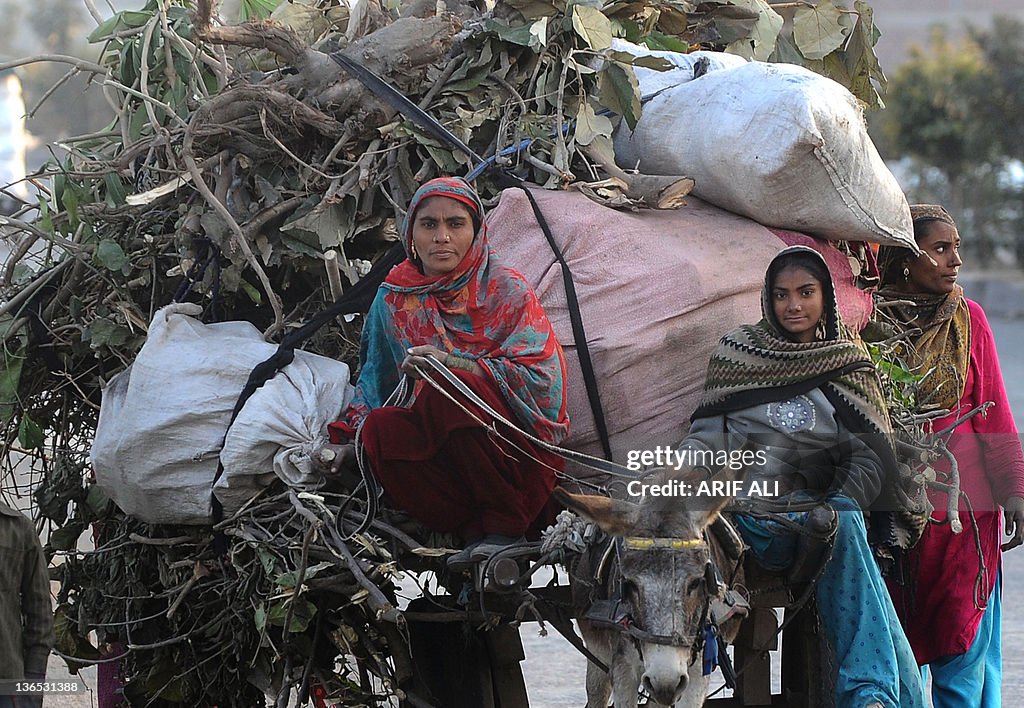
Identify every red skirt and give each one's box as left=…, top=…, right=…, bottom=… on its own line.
left=358, top=372, right=563, bottom=540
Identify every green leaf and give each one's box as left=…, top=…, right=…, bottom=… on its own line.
left=643, top=31, right=692, bottom=54
left=254, top=604, right=267, bottom=632
left=62, top=185, right=80, bottom=232
left=87, top=10, right=152, bottom=43
left=49, top=522, right=85, bottom=552
left=574, top=102, right=614, bottom=146
left=711, top=7, right=759, bottom=44
left=128, top=103, right=149, bottom=142
left=572, top=5, right=613, bottom=50
left=793, top=0, right=847, bottom=61
left=768, top=31, right=806, bottom=65
left=85, top=485, right=111, bottom=516
left=529, top=17, right=549, bottom=48
left=876, top=358, right=921, bottom=385
left=104, top=173, right=128, bottom=207
left=86, top=317, right=132, bottom=349
left=240, top=0, right=283, bottom=21
left=723, top=0, right=783, bottom=61
left=239, top=279, right=263, bottom=306
left=18, top=414, right=44, bottom=449
left=274, top=562, right=333, bottom=588
left=483, top=19, right=535, bottom=47
left=0, top=343, right=25, bottom=424
left=607, top=50, right=674, bottom=72
left=599, top=62, right=641, bottom=130
left=502, top=0, right=560, bottom=21
left=280, top=201, right=349, bottom=250
left=256, top=547, right=277, bottom=576
left=267, top=598, right=316, bottom=633
left=95, top=239, right=128, bottom=271
left=37, top=199, right=53, bottom=236
left=841, top=1, right=886, bottom=109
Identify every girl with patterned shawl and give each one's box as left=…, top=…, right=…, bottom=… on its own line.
left=678, top=246, right=926, bottom=708
left=326, top=177, right=569, bottom=566
left=876, top=205, right=1024, bottom=708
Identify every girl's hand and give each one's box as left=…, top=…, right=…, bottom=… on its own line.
left=1002, top=496, right=1024, bottom=551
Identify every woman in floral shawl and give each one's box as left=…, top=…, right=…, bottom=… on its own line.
left=876, top=204, right=1024, bottom=708
left=326, top=176, right=569, bottom=568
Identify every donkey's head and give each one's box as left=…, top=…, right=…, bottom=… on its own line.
left=555, top=465, right=740, bottom=706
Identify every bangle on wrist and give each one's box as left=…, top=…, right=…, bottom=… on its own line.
left=446, top=354, right=475, bottom=372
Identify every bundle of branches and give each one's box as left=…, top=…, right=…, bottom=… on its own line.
left=0, top=0, right=890, bottom=704
left=866, top=300, right=993, bottom=544
left=46, top=474, right=452, bottom=706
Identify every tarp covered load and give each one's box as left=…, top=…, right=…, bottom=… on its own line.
left=614, top=61, right=914, bottom=249
left=91, top=303, right=354, bottom=525
left=488, top=188, right=872, bottom=469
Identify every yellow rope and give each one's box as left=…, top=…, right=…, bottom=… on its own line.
left=622, top=537, right=705, bottom=551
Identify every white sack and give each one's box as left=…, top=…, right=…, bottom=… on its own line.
left=614, top=61, right=915, bottom=249
left=609, top=39, right=747, bottom=97
left=91, top=303, right=354, bottom=524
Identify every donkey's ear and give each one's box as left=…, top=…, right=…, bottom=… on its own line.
left=699, top=487, right=735, bottom=528
left=697, top=453, right=749, bottom=527
left=553, top=487, right=640, bottom=537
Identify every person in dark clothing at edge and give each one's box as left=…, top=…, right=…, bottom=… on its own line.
left=0, top=501, right=54, bottom=708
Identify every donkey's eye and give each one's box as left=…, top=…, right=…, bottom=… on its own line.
left=686, top=578, right=703, bottom=595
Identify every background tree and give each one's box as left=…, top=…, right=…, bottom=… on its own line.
left=969, top=17, right=1024, bottom=265
left=871, top=19, right=1024, bottom=268
left=0, top=0, right=112, bottom=168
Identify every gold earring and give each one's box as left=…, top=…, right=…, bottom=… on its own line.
left=410, top=242, right=417, bottom=260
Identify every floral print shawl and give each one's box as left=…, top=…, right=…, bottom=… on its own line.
left=335, top=177, right=569, bottom=443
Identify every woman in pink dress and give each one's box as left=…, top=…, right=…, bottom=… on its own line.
left=876, top=204, right=1024, bottom=707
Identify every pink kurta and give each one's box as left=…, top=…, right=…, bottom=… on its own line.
left=890, top=299, right=1024, bottom=664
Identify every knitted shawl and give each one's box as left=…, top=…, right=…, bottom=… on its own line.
left=694, top=247, right=892, bottom=445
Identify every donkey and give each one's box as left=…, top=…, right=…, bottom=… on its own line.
left=554, top=465, right=747, bottom=708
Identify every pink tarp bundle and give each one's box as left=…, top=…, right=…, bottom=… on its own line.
left=486, top=188, right=873, bottom=474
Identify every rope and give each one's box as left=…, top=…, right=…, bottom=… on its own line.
left=410, top=354, right=639, bottom=482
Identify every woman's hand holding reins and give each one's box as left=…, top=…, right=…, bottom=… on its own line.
left=314, top=443, right=356, bottom=476
left=402, top=345, right=484, bottom=379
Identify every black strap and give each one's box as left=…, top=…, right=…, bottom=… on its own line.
left=532, top=599, right=610, bottom=673
left=319, top=49, right=613, bottom=460
left=210, top=243, right=406, bottom=523
left=519, top=187, right=613, bottom=461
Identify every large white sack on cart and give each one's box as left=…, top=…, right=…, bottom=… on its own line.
left=606, top=39, right=748, bottom=96
left=488, top=188, right=872, bottom=477
left=614, top=61, right=914, bottom=249
left=91, top=303, right=354, bottom=525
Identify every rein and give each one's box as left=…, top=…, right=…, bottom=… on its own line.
left=397, top=354, right=643, bottom=483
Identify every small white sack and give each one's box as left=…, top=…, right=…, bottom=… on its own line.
left=608, top=39, right=748, bottom=97
left=91, top=303, right=354, bottom=525
left=614, top=61, right=915, bottom=248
